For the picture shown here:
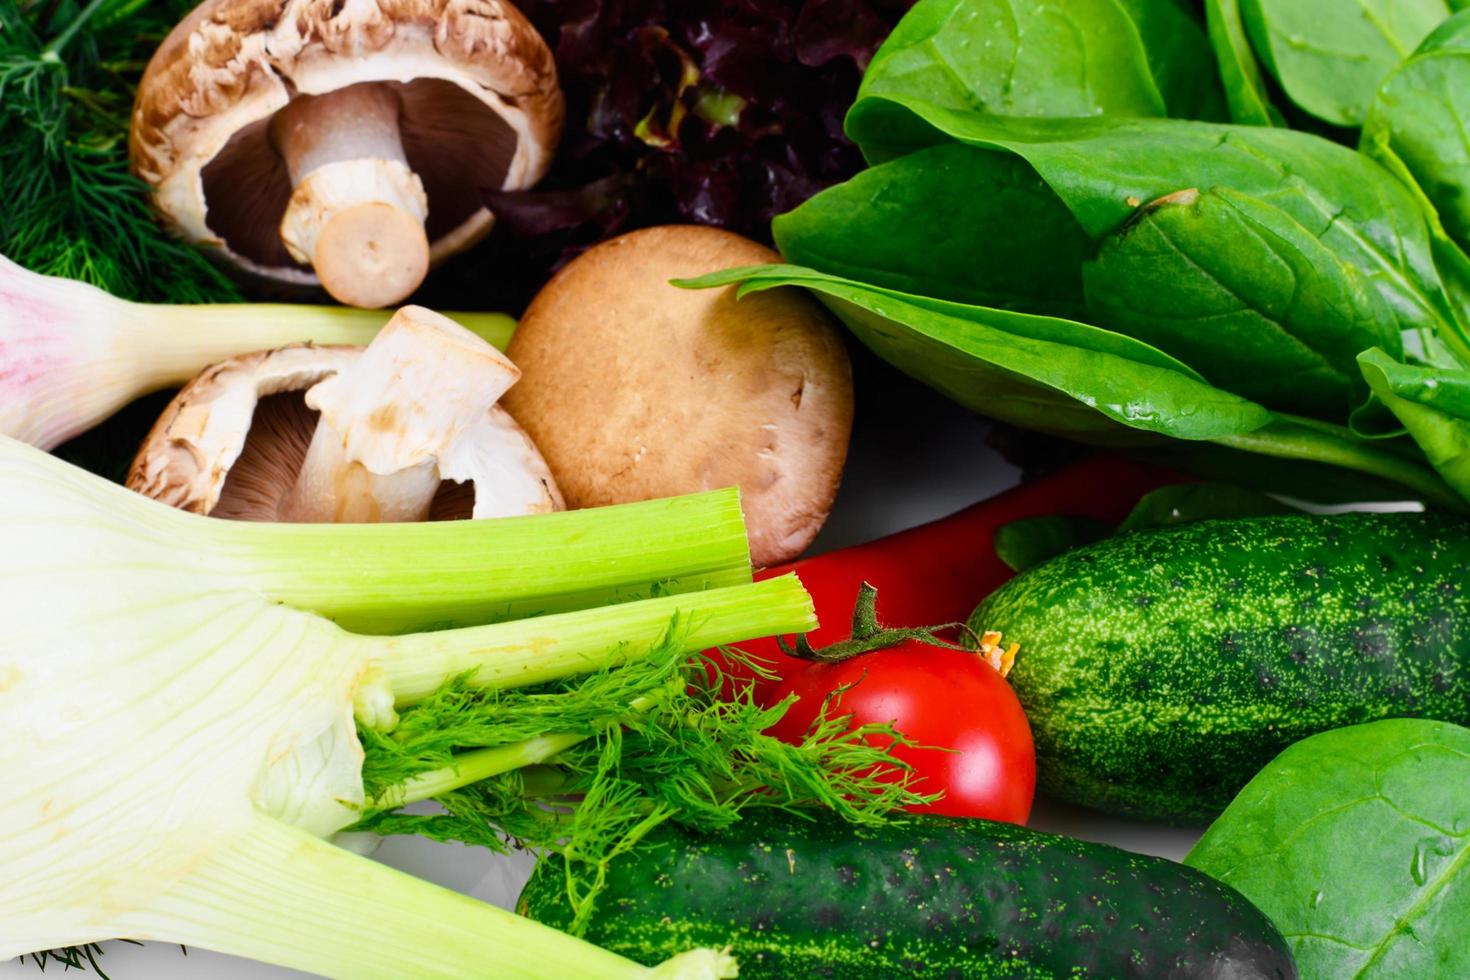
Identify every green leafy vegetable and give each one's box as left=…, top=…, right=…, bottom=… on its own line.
left=1359, top=346, right=1470, bottom=497
left=1239, top=0, right=1456, bottom=127
left=779, top=113, right=1466, bottom=416
left=994, top=481, right=1298, bottom=571
left=1114, top=0, right=1231, bottom=121
left=685, top=263, right=1270, bottom=441
left=1203, top=0, right=1282, bottom=125
left=854, top=0, right=1224, bottom=126
left=1084, top=186, right=1402, bottom=419
left=993, top=515, right=1111, bottom=572
left=1113, top=480, right=1297, bottom=530
left=1133, top=438, right=1443, bottom=502
left=1186, top=718, right=1470, bottom=977
left=0, top=0, right=235, bottom=303
left=0, top=435, right=841, bottom=977
left=865, top=0, right=1164, bottom=118
left=698, top=0, right=1470, bottom=509
left=682, top=264, right=1460, bottom=505
left=766, top=144, right=1091, bottom=316
left=1363, top=10, right=1470, bottom=251
left=860, top=116, right=1455, bottom=355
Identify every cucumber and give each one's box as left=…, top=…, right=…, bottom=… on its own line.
left=518, top=811, right=1296, bottom=978
left=969, top=511, right=1470, bottom=822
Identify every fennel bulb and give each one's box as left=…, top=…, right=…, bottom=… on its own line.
left=0, top=436, right=810, bottom=978
left=0, top=254, right=514, bottom=450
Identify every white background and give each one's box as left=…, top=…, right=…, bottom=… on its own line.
left=4, top=349, right=1208, bottom=979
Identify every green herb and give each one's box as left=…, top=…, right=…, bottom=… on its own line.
left=356, top=644, right=929, bottom=933
left=1186, top=718, right=1470, bottom=977
left=0, top=0, right=236, bottom=303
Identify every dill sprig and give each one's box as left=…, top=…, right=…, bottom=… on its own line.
left=23, top=943, right=112, bottom=978
left=356, top=631, right=932, bottom=932
left=0, top=0, right=239, bottom=302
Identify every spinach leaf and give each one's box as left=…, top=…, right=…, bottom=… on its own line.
left=1360, top=134, right=1470, bottom=354
left=1186, top=718, right=1470, bottom=978
left=1363, top=11, right=1470, bottom=251
left=995, top=482, right=1295, bottom=572
left=994, top=515, right=1111, bottom=572
left=770, top=142, right=1091, bottom=317
left=1115, top=0, right=1230, bottom=121
left=708, top=263, right=1205, bottom=376
left=856, top=0, right=1225, bottom=126
left=857, top=0, right=1165, bottom=120
left=848, top=112, right=1447, bottom=288
left=1238, top=0, right=1454, bottom=127
left=1203, top=0, right=1283, bottom=125
left=695, top=265, right=1268, bottom=441
left=1360, top=347, right=1470, bottom=497
left=1134, top=439, right=1452, bottom=503
left=841, top=112, right=1452, bottom=326
left=1114, top=480, right=1297, bottom=531
left=1084, top=185, right=1401, bottom=419
left=678, top=265, right=1462, bottom=505
left=786, top=114, right=1453, bottom=418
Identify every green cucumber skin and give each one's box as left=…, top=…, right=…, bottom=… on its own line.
left=518, top=812, right=1296, bottom=979
left=970, top=512, right=1470, bottom=822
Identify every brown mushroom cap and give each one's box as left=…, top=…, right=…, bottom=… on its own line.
left=130, top=0, right=562, bottom=294
left=127, top=342, right=561, bottom=521
left=501, top=225, right=854, bottom=566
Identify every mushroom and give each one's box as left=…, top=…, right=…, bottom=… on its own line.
left=130, top=0, right=562, bottom=309
left=129, top=305, right=562, bottom=522
left=502, top=225, right=853, bottom=566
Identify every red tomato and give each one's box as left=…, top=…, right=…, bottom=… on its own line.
left=765, top=641, right=1036, bottom=823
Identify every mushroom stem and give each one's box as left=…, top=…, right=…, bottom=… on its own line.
left=275, top=306, right=521, bottom=524
left=270, top=84, right=430, bottom=309
left=276, top=427, right=441, bottom=523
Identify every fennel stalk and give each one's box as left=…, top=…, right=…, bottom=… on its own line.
left=0, top=436, right=815, bottom=977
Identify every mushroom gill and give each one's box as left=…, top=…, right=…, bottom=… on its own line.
left=212, top=389, right=484, bottom=522
left=199, top=80, right=521, bottom=299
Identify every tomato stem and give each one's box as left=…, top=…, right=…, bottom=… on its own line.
left=777, top=583, right=1016, bottom=672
